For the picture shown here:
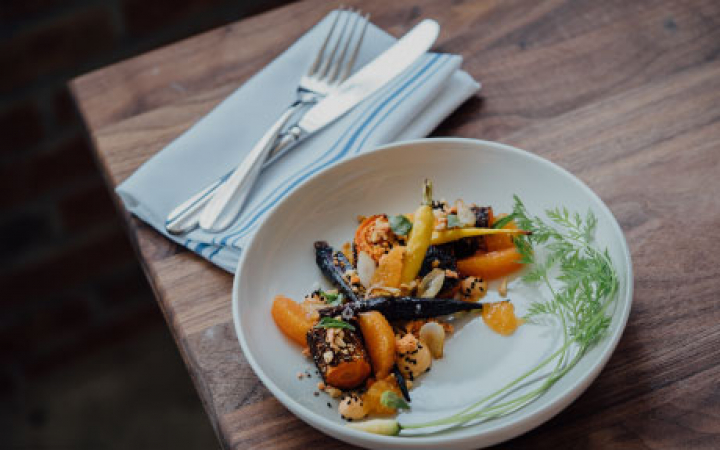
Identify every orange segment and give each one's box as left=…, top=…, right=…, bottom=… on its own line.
left=482, top=301, right=523, bottom=336
left=457, top=247, right=524, bottom=280
left=362, top=377, right=403, bottom=415
left=370, top=246, right=405, bottom=288
left=357, top=311, right=396, bottom=379
left=271, top=295, right=313, bottom=347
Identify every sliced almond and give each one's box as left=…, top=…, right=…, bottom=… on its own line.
left=417, top=268, right=445, bottom=298
left=499, top=278, right=508, bottom=297
left=356, top=251, right=376, bottom=288
left=419, top=322, right=445, bottom=359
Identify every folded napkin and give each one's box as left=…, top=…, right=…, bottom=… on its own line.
left=117, top=12, right=480, bottom=273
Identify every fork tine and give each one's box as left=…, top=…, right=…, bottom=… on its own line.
left=327, top=9, right=362, bottom=84
left=316, top=9, right=353, bottom=80
left=337, top=12, right=369, bottom=84
left=306, top=8, right=343, bottom=77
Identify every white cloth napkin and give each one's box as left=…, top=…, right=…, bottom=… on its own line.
left=117, top=12, right=480, bottom=272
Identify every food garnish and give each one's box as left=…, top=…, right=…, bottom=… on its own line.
left=315, top=317, right=356, bottom=331
left=389, top=215, right=412, bottom=236
left=380, top=391, right=410, bottom=410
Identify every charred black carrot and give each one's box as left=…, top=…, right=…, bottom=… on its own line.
left=319, top=297, right=484, bottom=321
left=314, top=241, right=360, bottom=302
left=306, top=326, right=371, bottom=389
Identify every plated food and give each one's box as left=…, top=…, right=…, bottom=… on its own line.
left=233, top=138, right=632, bottom=449
left=271, top=181, right=533, bottom=424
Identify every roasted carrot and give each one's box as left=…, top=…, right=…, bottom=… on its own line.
left=401, top=180, right=434, bottom=283
left=431, top=227, right=530, bottom=245
left=486, top=215, right=521, bottom=251
left=457, top=247, right=524, bottom=280
left=307, top=327, right=371, bottom=389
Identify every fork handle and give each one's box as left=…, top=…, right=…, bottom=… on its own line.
left=164, top=110, right=306, bottom=235
left=198, top=107, right=298, bottom=232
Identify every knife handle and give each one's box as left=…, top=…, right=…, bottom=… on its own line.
left=163, top=124, right=305, bottom=235
left=198, top=107, right=298, bottom=232
left=165, top=175, right=226, bottom=235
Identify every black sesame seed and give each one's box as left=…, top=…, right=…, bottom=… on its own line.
left=327, top=403, right=332, bottom=408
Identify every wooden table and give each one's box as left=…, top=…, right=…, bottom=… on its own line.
left=70, top=0, right=720, bottom=448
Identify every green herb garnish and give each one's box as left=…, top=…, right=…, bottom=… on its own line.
left=491, top=213, right=517, bottom=229
left=389, top=215, right=413, bottom=236
left=446, top=214, right=461, bottom=229
left=400, top=195, right=619, bottom=433
left=315, top=317, right=355, bottom=331
left=380, top=391, right=410, bottom=410
left=319, top=290, right=344, bottom=306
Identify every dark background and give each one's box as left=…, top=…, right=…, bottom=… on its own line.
left=0, top=0, right=293, bottom=447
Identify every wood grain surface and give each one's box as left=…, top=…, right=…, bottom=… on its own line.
left=70, top=0, right=720, bottom=448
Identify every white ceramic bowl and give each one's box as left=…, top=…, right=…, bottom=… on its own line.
left=233, top=138, right=633, bottom=449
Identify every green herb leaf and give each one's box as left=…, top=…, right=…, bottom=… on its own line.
left=314, top=317, right=355, bottom=331
left=380, top=391, right=410, bottom=410
left=319, top=290, right=344, bottom=306
left=491, top=213, right=516, bottom=229
left=389, top=215, right=413, bottom=236
left=446, top=214, right=461, bottom=229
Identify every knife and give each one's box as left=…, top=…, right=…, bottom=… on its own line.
left=166, top=19, right=440, bottom=234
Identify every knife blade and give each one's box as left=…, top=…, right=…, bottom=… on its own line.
left=166, top=19, right=439, bottom=234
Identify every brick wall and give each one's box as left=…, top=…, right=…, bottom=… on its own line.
left=0, top=0, right=294, bottom=391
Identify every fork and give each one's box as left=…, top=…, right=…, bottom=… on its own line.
left=165, top=8, right=370, bottom=235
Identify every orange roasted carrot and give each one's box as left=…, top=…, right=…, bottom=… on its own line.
left=457, top=247, right=524, bottom=280
left=308, top=326, right=372, bottom=389
left=325, top=359, right=373, bottom=390
left=485, top=215, right=520, bottom=251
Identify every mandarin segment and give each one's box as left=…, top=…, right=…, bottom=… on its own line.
left=271, top=295, right=314, bottom=346
left=481, top=301, right=523, bottom=336
left=370, top=246, right=405, bottom=288
left=357, top=311, right=396, bottom=379
left=362, top=377, right=403, bottom=415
